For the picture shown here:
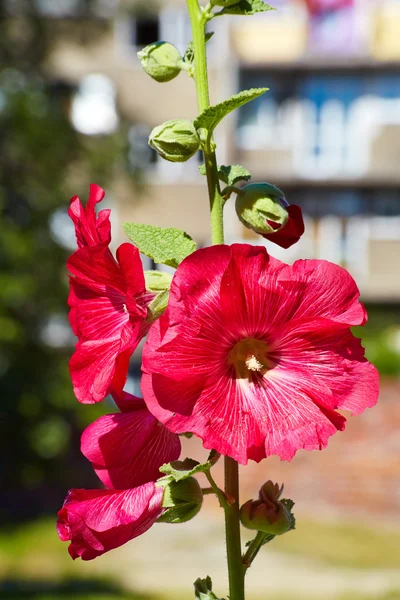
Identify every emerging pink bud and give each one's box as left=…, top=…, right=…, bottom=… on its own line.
left=240, top=481, right=292, bottom=535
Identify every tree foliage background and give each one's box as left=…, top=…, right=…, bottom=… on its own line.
left=0, top=0, right=131, bottom=522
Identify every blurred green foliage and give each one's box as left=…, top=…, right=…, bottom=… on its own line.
left=354, top=306, right=400, bottom=377
left=0, top=1, right=132, bottom=521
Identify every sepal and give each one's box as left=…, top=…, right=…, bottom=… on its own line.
left=157, top=477, right=203, bottom=524
left=159, top=451, right=220, bottom=482
left=194, top=576, right=224, bottom=600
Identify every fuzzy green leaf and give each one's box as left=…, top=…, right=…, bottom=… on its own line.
left=160, top=451, right=219, bottom=482
left=194, top=88, right=268, bottom=135
left=123, top=223, right=196, bottom=268
left=199, top=163, right=252, bottom=186
left=218, top=164, right=252, bottom=185
left=217, top=0, right=274, bottom=16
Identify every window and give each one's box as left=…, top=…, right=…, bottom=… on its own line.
left=237, top=69, right=400, bottom=180
left=131, top=14, right=159, bottom=48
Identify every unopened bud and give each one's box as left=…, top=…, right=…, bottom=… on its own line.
left=149, top=119, right=200, bottom=162
left=235, top=183, right=289, bottom=235
left=158, top=477, right=203, bottom=524
left=138, top=42, right=182, bottom=83
left=240, top=481, right=292, bottom=535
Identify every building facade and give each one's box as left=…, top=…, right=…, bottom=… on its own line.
left=46, top=0, right=400, bottom=301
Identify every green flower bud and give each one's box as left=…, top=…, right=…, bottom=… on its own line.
left=149, top=119, right=200, bottom=163
left=137, top=42, right=182, bottom=83
left=157, top=477, right=203, bottom=524
left=240, top=481, right=292, bottom=536
left=235, top=183, right=289, bottom=235
left=144, top=270, right=172, bottom=293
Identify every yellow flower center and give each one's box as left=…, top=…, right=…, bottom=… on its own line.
left=228, top=337, right=271, bottom=379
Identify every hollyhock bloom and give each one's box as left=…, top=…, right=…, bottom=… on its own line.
left=81, top=390, right=181, bottom=489
left=262, top=205, right=305, bottom=250
left=142, top=244, right=379, bottom=464
left=67, top=185, right=154, bottom=404
left=57, top=483, right=164, bottom=560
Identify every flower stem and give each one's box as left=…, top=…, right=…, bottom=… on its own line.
left=186, top=0, right=224, bottom=246
left=243, top=532, right=274, bottom=573
left=186, top=2, right=243, bottom=598
left=224, top=456, right=245, bottom=600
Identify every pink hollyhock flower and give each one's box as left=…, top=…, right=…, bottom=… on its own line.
left=57, top=483, right=164, bottom=560
left=81, top=390, right=181, bottom=489
left=67, top=185, right=154, bottom=403
left=142, top=244, right=379, bottom=464
left=263, top=205, right=305, bottom=250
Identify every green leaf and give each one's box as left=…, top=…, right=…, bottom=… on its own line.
left=184, top=32, right=215, bottom=64
left=218, top=165, right=252, bottom=186
left=194, top=88, right=268, bottom=136
left=217, top=0, right=274, bottom=16
left=160, top=451, right=219, bottom=482
left=123, top=223, right=196, bottom=269
left=199, top=163, right=252, bottom=186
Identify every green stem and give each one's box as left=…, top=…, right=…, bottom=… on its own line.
left=205, top=470, right=229, bottom=510
left=186, top=0, right=224, bottom=245
left=243, top=532, right=275, bottom=573
left=186, top=2, right=243, bottom=598
left=224, top=456, right=245, bottom=600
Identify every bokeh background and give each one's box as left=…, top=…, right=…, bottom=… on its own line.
left=0, top=0, right=399, bottom=598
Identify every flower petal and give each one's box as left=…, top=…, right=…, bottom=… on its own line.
left=81, top=393, right=181, bottom=488
left=70, top=324, right=138, bottom=403
left=68, top=184, right=111, bottom=249
left=263, top=205, right=304, bottom=249
left=57, top=484, right=163, bottom=560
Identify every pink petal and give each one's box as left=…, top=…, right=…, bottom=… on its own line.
left=263, top=205, right=304, bottom=249
left=57, top=484, right=163, bottom=560
left=81, top=395, right=181, bottom=488
left=68, top=184, right=111, bottom=249
left=67, top=245, right=125, bottom=294
left=275, top=259, right=367, bottom=326
left=116, top=244, right=147, bottom=306
left=70, top=324, right=139, bottom=403
left=69, top=279, right=129, bottom=342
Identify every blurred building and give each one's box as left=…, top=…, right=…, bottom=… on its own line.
left=44, top=0, right=400, bottom=302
